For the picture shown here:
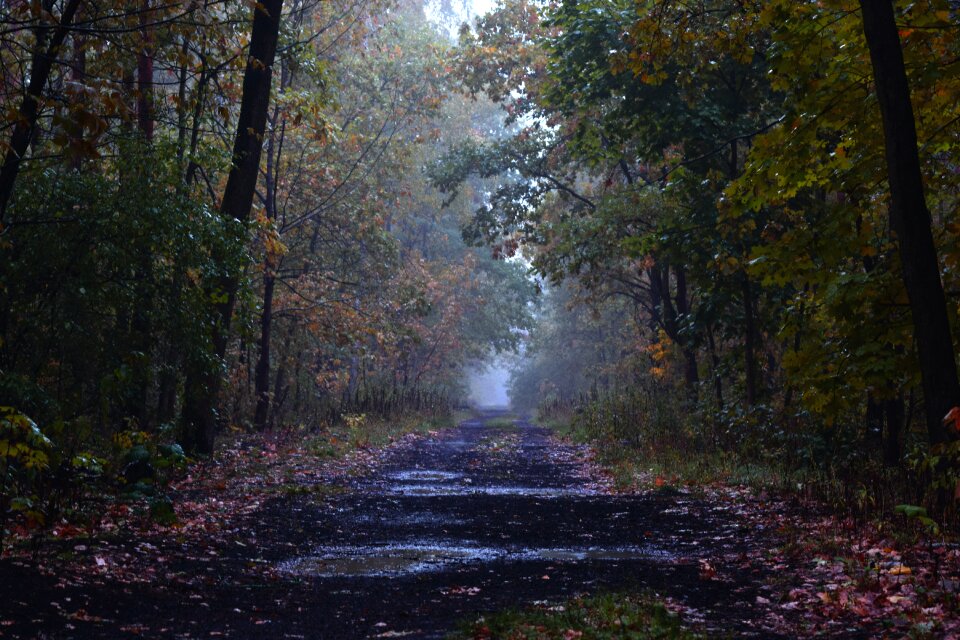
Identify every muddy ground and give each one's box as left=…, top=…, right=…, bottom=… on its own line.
left=1, top=412, right=788, bottom=639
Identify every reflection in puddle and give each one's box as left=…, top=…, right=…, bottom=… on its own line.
left=527, top=548, right=672, bottom=562
left=277, top=544, right=670, bottom=577
left=423, top=440, right=469, bottom=447
left=278, top=544, right=499, bottom=577
left=385, top=484, right=581, bottom=497
left=388, top=470, right=463, bottom=482
left=352, top=512, right=465, bottom=527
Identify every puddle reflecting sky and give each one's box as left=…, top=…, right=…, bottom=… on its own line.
left=277, top=543, right=671, bottom=577
left=382, top=484, right=583, bottom=497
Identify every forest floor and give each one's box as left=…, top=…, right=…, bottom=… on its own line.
left=1, top=411, right=959, bottom=638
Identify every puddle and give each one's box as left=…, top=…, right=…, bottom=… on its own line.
left=352, top=512, right=465, bottom=527
left=385, top=484, right=585, bottom=497
left=278, top=544, right=671, bottom=577
left=527, top=547, right=673, bottom=562
left=388, top=470, right=462, bottom=482
left=422, top=440, right=469, bottom=447
left=277, top=544, right=500, bottom=577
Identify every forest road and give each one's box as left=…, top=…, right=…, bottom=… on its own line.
left=1, top=411, right=781, bottom=639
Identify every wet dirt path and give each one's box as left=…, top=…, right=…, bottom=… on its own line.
left=1, top=412, right=777, bottom=638
left=250, top=411, right=772, bottom=638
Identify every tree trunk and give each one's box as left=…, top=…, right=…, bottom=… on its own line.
left=69, top=10, right=86, bottom=171
left=253, top=271, right=275, bottom=431
left=741, top=274, right=758, bottom=406
left=866, top=394, right=884, bottom=443
left=181, top=364, right=218, bottom=454
left=859, top=0, right=960, bottom=444
left=181, top=0, right=285, bottom=453
left=156, top=356, right=178, bottom=426
left=137, top=0, right=154, bottom=141
left=707, top=325, right=724, bottom=408
left=269, top=331, right=293, bottom=428
left=673, top=264, right=699, bottom=392
left=0, top=0, right=82, bottom=223
left=884, top=394, right=904, bottom=467
left=124, top=6, right=156, bottom=430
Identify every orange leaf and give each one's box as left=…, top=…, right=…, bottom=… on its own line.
left=943, top=406, right=960, bottom=432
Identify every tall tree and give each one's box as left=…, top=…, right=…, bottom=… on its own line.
left=182, top=0, right=285, bottom=453
left=859, top=0, right=960, bottom=444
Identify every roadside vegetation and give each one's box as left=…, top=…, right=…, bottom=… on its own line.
left=450, top=593, right=699, bottom=640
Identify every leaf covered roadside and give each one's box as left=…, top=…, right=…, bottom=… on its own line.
left=0, top=415, right=446, bottom=595
left=617, top=481, right=960, bottom=638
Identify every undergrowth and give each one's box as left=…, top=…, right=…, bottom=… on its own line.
left=304, top=410, right=468, bottom=458
left=2, top=409, right=467, bottom=555
left=448, top=592, right=700, bottom=640
left=538, top=384, right=959, bottom=533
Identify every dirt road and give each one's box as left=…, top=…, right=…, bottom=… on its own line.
left=1, top=412, right=776, bottom=638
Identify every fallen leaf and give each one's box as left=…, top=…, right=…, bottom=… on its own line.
left=943, top=406, right=960, bottom=432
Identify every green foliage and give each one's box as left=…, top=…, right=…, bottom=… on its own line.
left=0, top=406, right=51, bottom=471
left=894, top=504, right=939, bottom=535
left=2, top=140, right=245, bottom=436
left=112, top=430, right=187, bottom=499
left=148, top=497, right=178, bottom=526
left=0, top=406, right=52, bottom=536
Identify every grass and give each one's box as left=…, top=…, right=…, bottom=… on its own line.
left=537, top=415, right=577, bottom=438
left=447, top=592, right=700, bottom=639
left=485, top=415, right=521, bottom=430
left=536, top=405, right=960, bottom=548
left=305, top=410, right=471, bottom=459
left=539, top=409, right=815, bottom=495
